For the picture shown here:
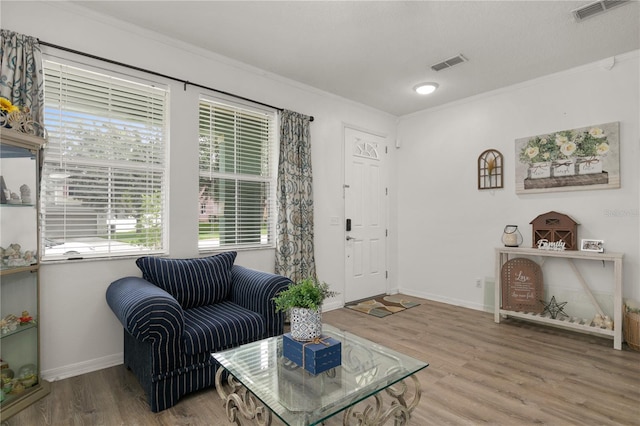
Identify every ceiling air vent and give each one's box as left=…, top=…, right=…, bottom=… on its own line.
left=431, top=54, right=467, bottom=72
left=572, top=0, right=630, bottom=22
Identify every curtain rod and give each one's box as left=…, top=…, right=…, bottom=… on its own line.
left=38, top=40, right=314, bottom=122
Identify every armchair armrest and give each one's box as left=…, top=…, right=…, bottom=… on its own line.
left=230, top=265, right=291, bottom=337
left=106, top=276, right=184, bottom=343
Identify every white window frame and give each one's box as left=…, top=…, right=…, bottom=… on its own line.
left=198, top=95, right=278, bottom=252
left=40, top=58, right=169, bottom=261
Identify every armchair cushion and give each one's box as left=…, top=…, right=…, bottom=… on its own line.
left=135, top=251, right=237, bottom=309
left=182, top=300, right=265, bottom=356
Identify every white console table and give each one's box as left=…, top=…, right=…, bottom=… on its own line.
left=494, top=247, right=624, bottom=350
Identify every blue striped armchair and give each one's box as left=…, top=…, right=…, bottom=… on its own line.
left=105, top=251, right=291, bottom=412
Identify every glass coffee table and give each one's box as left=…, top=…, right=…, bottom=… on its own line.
left=213, top=324, right=428, bottom=426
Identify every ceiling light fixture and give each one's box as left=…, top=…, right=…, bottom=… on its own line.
left=413, top=82, right=439, bottom=95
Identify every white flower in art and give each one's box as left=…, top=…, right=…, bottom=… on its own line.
left=540, top=138, right=548, bottom=144
left=526, top=146, right=539, bottom=159
left=560, top=142, right=577, bottom=157
left=542, top=152, right=550, bottom=160
left=589, top=128, right=606, bottom=138
left=555, top=135, right=568, bottom=146
left=596, top=142, right=610, bottom=155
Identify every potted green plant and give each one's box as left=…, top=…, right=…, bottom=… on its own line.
left=273, top=277, right=337, bottom=341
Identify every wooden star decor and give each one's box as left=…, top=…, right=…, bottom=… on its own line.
left=540, top=296, right=568, bottom=319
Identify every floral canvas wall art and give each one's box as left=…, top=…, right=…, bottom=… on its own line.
left=515, top=122, right=620, bottom=194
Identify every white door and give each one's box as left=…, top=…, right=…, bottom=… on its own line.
left=344, top=127, right=387, bottom=303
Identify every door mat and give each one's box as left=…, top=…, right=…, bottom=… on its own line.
left=345, top=295, right=420, bottom=318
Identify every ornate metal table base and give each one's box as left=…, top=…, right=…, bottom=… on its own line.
left=343, top=374, right=421, bottom=426
left=216, top=367, right=272, bottom=426
left=215, top=367, right=422, bottom=426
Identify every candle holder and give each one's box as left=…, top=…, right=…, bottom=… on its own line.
left=502, top=225, right=523, bottom=247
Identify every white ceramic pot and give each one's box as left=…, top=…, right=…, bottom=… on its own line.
left=289, top=307, right=322, bottom=341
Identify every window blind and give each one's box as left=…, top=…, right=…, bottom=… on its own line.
left=198, top=98, right=277, bottom=250
left=41, top=61, right=168, bottom=260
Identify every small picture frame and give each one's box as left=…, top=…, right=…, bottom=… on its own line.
left=581, top=239, right=604, bottom=253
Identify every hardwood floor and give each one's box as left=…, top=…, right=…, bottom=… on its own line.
left=2, top=296, right=639, bottom=425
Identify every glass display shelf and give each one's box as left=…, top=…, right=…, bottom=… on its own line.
left=1, top=381, right=44, bottom=408
left=0, top=264, right=38, bottom=275
left=0, top=322, right=38, bottom=340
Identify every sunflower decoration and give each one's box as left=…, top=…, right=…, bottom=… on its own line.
left=1, top=97, right=20, bottom=128
left=0, top=97, right=20, bottom=114
left=0, top=97, right=34, bottom=132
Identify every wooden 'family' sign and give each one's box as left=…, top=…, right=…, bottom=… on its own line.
left=501, top=258, right=544, bottom=313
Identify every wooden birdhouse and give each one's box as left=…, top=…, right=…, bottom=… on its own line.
left=530, top=211, right=579, bottom=250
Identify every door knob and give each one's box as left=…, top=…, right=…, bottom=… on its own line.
left=346, top=236, right=354, bottom=241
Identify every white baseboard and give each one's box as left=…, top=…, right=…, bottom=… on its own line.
left=42, top=353, right=123, bottom=382
left=399, top=289, right=488, bottom=312
left=323, top=299, right=344, bottom=312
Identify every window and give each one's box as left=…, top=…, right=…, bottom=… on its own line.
left=198, top=98, right=277, bottom=250
left=41, top=61, right=168, bottom=260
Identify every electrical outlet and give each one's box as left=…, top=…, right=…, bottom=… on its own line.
left=475, top=278, right=482, bottom=288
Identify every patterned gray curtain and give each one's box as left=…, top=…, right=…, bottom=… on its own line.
left=275, top=110, right=316, bottom=282
left=0, top=29, right=44, bottom=134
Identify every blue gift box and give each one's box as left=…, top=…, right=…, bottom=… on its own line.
left=282, top=333, right=342, bottom=375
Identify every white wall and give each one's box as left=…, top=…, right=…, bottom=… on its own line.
left=397, top=52, right=640, bottom=315
left=2, top=1, right=398, bottom=379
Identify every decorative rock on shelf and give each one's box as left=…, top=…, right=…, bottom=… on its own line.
left=8, top=191, right=20, bottom=204
left=0, top=314, right=19, bottom=334
left=1, top=243, right=37, bottom=267
left=17, top=364, right=37, bottom=388
left=604, top=316, right=614, bottom=330
left=20, top=184, right=31, bottom=204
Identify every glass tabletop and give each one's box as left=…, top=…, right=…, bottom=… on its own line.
left=213, top=324, right=429, bottom=426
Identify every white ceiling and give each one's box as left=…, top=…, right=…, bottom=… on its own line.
left=71, top=1, right=640, bottom=116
